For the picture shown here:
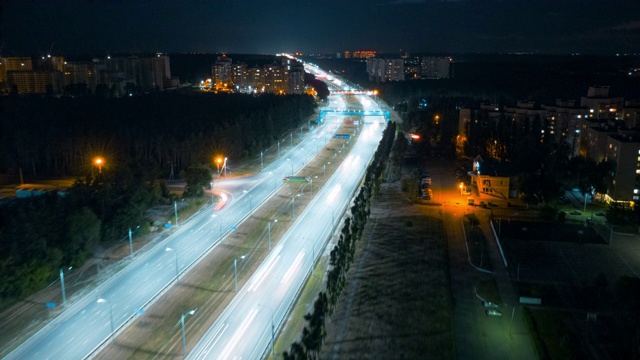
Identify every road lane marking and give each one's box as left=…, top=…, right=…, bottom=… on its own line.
left=281, top=252, right=305, bottom=285
left=248, top=255, right=281, bottom=292
left=218, top=308, right=258, bottom=359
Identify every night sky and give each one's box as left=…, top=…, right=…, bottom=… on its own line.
left=2, top=0, right=640, bottom=56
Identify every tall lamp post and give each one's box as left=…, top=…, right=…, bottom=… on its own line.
left=258, top=304, right=275, bottom=355
left=215, top=157, right=223, bottom=176
left=129, top=225, right=140, bottom=258
left=180, top=309, right=197, bottom=357
left=59, top=267, right=72, bottom=307
left=97, top=298, right=114, bottom=333
left=234, top=255, right=246, bottom=292
left=267, top=219, right=278, bottom=251
left=291, top=195, right=295, bottom=218
left=287, top=158, right=293, bottom=176
left=166, top=247, right=179, bottom=278
left=174, top=201, right=179, bottom=226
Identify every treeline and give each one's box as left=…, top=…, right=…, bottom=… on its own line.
left=0, top=91, right=317, bottom=178
left=0, top=91, right=316, bottom=301
left=283, top=121, right=396, bottom=359
left=0, top=162, right=165, bottom=300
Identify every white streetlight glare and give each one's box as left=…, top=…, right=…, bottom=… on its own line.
left=97, top=297, right=114, bottom=333
left=234, top=255, right=246, bottom=292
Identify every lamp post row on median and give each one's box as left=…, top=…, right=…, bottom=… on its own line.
left=234, top=255, right=245, bottom=292
left=267, top=219, right=278, bottom=251
left=180, top=309, right=196, bottom=357
left=97, top=298, right=114, bottom=333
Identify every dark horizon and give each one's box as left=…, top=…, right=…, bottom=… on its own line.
left=3, top=0, right=640, bottom=57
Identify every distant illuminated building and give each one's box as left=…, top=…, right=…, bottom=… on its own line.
left=580, top=86, right=624, bottom=120
left=0, top=57, right=33, bottom=83
left=366, top=58, right=404, bottom=82
left=353, top=50, right=376, bottom=59
left=212, top=56, right=232, bottom=89
left=63, top=60, right=99, bottom=92
left=7, top=70, right=62, bottom=94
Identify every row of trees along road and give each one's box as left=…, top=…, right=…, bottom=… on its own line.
left=0, top=91, right=317, bottom=303
left=283, top=121, right=397, bottom=360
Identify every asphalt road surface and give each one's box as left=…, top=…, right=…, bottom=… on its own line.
left=6, top=92, right=354, bottom=360
left=189, top=110, right=384, bottom=360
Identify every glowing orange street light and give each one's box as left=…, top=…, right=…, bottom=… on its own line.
left=94, top=157, right=104, bottom=173
left=215, top=156, right=223, bottom=174
left=410, top=134, right=420, bottom=140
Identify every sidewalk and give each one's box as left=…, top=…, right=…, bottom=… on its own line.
left=478, top=214, right=537, bottom=360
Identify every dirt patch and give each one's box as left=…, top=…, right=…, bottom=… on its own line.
left=321, top=180, right=453, bottom=360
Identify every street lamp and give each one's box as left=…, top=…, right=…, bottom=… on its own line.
left=94, top=157, right=104, bottom=173
left=215, top=156, right=223, bottom=175
left=180, top=309, right=197, bottom=357
left=459, top=183, right=463, bottom=195
left=128, top=225, right=140, bottom=258
left=267, top=219, right=278, bottom=251
left=97, top=298, right=114, bottom=333
left=287, top=158, right=293, bottom=176
left=166, top=247, right=179, bottom=278
left=210, top=181, right=214, bottom=205
left=59, top=266, right=72, bottom=307
left=260, top=151, right=264, bottom=171
left=174, top=201, right=179, bottom=226
left=234, top=255, right=246, bottom=292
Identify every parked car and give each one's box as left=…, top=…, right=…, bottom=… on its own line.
left=595, top=212, right=606, bottom=217
left=486, top=309, right=503, bottom=317
left=570, top=210, right=581, bottom=215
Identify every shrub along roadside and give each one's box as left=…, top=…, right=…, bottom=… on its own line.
left=282, top=121, right=396, bottom=359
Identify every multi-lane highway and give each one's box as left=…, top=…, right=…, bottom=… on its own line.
left=6, top=60, right=386, bottom=359
left=7, top=108, right=343, bottom=360
left=189, top=103, right=385, bottom=359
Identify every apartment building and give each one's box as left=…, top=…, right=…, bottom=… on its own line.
left=366, top=58, right=404, bottom=82
left=460, top=86, right=640, bottom=204
left=212, top=57, right=305, bottom=95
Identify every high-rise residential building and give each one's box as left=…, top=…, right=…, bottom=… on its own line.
left=421, top=57, right=451, bottom=79
left=7, top=70, right=62, bottom=94
left=247, top=67, right=265, bottom=92
left=0, top=57, right=33, bottom=83
left=212, top=56, right=232, bottom=88
left=580, top=86, right=624, bottom=120
left=366, top=58, right=404, bottom=82
left=63, top=60, right=99, bottom=92
left=542, top=99, right=590, bottom=156
left=231, top=63, right=249, bottom=89
left=36, top=55, right=65, bottom=72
